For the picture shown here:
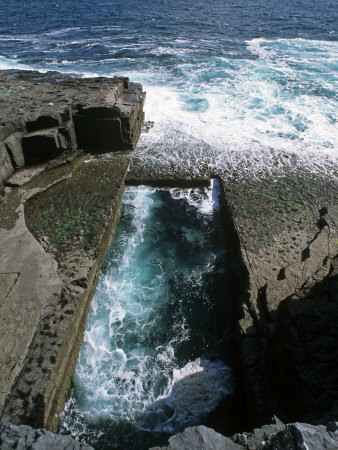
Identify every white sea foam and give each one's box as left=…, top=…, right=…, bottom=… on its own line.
left=160, top=358, right=232, bottom=421
left=168, top=186, right=213, bottom=216
left=4, top=38, right=335, bottom=179
left=123, top=38, right=337, bottom=180
left=0, top=54, right=98, bottom=77
left=0, top=55, right=31, bottom=71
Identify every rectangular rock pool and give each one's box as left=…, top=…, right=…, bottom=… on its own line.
left=60, top=181, right=235, bottom=449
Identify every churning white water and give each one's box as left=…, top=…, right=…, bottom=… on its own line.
left=60, top=182, right=235, bottom=449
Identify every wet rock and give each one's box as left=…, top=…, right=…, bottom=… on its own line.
left=0, top=422, right=93, bottom=449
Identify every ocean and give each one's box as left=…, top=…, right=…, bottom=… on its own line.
left=1, top=0, right=337, bottom=448
left=0, top=0, right=337, bottom=178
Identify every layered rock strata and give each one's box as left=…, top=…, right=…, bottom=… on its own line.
left=0, top=69, right=145, bottom=190
left=220, top=174, right=338, bottom=425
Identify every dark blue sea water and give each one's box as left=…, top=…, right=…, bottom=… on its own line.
left=1, top=1, right=337, bottom=448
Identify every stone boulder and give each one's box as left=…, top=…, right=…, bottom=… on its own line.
left=0, top=422, right=93, bottom=449
left=151, top=425, right=243, bottom=450
left=154, top=421, right=338, bottom=450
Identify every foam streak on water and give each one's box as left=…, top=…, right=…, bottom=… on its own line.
left=60, top=183, right=234, bottom=449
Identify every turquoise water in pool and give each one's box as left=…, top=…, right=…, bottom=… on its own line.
left=60, top=181, right=235, bottom=449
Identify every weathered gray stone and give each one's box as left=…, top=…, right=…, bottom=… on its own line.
left=0, top=70, right=145, bottom=158
left=0, top=422, right=93, bottom=449
left=57, top=127, right=72, bottom=150
left=3, top=155, right=130, bottom=431
left=5, top=152, right=83, bottom=187
left=232, top=423, right=285, bottom=450
left=0, top=70, right=145, bottom=432
left=0, top=123, right=23, bottom=142
left=0, top=202, right=62, bottom=413
left=5, top=166, right=47, bottom=187
left=259, top=422, right=338, bottom=449
left=151, top=426, right=243, bottom=450
left=0, top=143, right=14, bottom=185
left=4, top=133, right=24, bottom=169
left=160, top=421, right=338, bottom=450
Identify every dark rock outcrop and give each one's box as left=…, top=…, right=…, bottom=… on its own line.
left=216, top=174, right=338, bottom=426
left=0, top=69, right=145, bottom=432
left=264, top=257, right=338, bottom=424
left=0, top=70, right=145, bottom=190
left=260, top=422, right=338, bottom=450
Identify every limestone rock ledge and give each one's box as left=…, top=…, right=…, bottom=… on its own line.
left=0, top=155, right=130, bottom=431
left=0, top=69, right=145, bottom=190
left=0, top=69, right=145, bottom=432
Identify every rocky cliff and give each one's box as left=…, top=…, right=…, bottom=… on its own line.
left=0, top=70, right=145, bottom=431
